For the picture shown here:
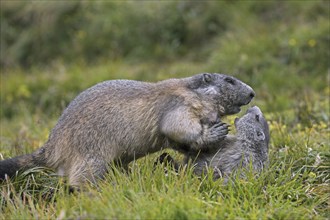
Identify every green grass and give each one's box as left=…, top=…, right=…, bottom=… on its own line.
left=1, top=1, right=329, bottom=219
left=0, top=61, right=329, bottom=219
left=0, top=145, right=329, bottom=219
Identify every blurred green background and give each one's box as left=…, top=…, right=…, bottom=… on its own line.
left=0, top=0, right=329, bottom=130
left=0, top=1, right=329, bottom=218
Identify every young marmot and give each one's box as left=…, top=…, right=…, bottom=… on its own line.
left=157, top=106, right=269, bottom=182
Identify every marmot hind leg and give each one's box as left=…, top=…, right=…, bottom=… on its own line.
left=67, top=159, right=108, bottom=187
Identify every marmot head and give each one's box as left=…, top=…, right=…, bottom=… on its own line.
left=234, top=106, right=270, bottom=147
left=189, top=73, right=255, bottom=116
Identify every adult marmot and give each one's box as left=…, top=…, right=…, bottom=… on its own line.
left=0, top=73, right=255, bottom=186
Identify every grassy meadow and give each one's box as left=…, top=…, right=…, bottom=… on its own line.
left=0, top=1, right=329, bottom=219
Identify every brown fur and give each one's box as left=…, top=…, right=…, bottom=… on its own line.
left=0, top=73, right=254, bottom=186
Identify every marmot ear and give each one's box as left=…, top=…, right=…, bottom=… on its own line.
left=202, top=73, right=213, bottom=83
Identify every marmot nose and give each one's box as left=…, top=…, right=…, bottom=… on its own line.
left=249, top=91, right=255, bottom=99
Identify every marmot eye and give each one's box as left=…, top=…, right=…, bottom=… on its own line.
left=225, top=77, right=235, bottom=85
left=255, top=114, right=260, bottom=122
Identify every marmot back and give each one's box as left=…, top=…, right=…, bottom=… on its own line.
left=0, top=73, right=255, bottom=186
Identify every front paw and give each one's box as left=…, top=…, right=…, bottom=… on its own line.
left=154, top=153, right=174, bottom=166
left=204, top=122, right=229, bottom=144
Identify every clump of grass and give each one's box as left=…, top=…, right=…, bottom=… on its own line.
left=0, top=155, right=326, bottom=219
